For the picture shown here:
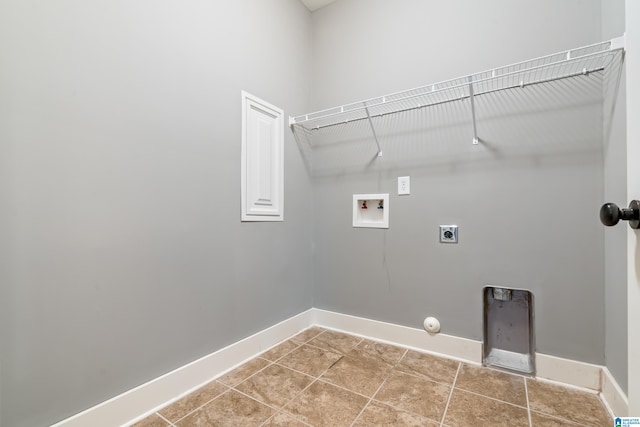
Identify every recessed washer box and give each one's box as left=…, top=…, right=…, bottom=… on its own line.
left=353, top=194, right=389, bottom=229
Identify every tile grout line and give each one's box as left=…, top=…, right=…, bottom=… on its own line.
left=308, top=331, right=469, bottom=389
left=168, top=383, right=231, bottom=425
left=231, top=384, right=326, bottom=427
left=525, top=378, right=532, bottom=427
left=348, top=348, right=409, bottom=427
left=138, top=378, right=231, bottom=425
left=228, top=358, right=347, bottom=425
left=221, top=357, right=274, bottom=389
left=336, top=347, right=461, bottom=425
left=396, top=346, right=410, bottom=365
left=286, top=330, right=365, bottom=363
left=302, top=338, right=365, bottom=356
left=170, top=356, right=279, bottom=425
left=393, top=366, right=461, bottom=389
left=262, top=341, right=304, bottom=364
left=273, top=361, right=329, bottom=383
left=311, top=350, right=406, bottom=402
left=229, top=338, right=344, bottom=419
left=313, top=377, right=377, bottom=401
left=273, top=361, right=341, bottom=423
left=273, top=340, right=394, bottom=387
left=304, top=341, right=352, bottom=354
left=271, top=337, right=366, bottom=388
left=275, top=377, right=323, bottom=423
left=142, top=336, right=306, bottom=427
left=391, top=350, right=468, bottom=389
left=451, top=384, right=531, bottom=410
left=253, top=330, right=364, bottom=426
left=258, top=408, right=313, bottom=427
left=257, top=338, right=361, bottom=426
left=290, top=328, right=326, bottom=346
left=155, top=412, right=176, bottom=426
left=230, top=386, right=293, bottom=423
left=439, top=362, right=461, bottom=427
left=528, top=408, right=588, bottom=427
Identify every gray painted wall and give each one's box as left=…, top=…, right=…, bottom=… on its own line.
left=0, top=1, right=627, bottom=426
left=309, top=0, right=607, bottom=364
left=0, top=1, right=314, bottom=426
left=602, top=0, right=628, bottom=393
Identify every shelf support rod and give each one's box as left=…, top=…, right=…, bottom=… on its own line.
left=467, top=76, right=479, bottom=145
left=364, top=106, right=383, bottom=157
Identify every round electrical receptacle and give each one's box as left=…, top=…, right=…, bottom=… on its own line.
left=423, top=317, right=441, bottom=334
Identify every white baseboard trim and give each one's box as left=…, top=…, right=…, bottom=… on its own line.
left=52, top=307, right=628, bottom=426
left=601, top=367, right=629, bottom=417
left=311, top=308, right=482, bottom=364
left=311, top=309, right=607, bottom=389
left=51, top=309, right=313, bottom=427
left=535, top=352, right=602, bottom=391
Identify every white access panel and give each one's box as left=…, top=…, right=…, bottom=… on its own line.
left=241, top=91, right=284, bottom=221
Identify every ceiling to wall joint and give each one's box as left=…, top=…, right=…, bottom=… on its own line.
left=300, top=0, right=339, bottom=12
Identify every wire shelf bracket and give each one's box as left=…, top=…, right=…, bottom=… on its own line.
left=468, top=75, right=479, bottom=145
left=289, top=36, right=625, bottom=154
left=364, top=105, right=383, bottom=156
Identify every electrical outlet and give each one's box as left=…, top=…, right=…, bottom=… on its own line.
left=398, top=176, right=410, bottom=195
left=440, top=225, right=458, bottom=243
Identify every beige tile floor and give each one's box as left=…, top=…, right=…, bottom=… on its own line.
left=132, top=327, right=613, bottom=427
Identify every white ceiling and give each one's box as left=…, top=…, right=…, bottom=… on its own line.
left=300, top=0, right=338, bottom=12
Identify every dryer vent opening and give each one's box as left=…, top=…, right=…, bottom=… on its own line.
left=483, top=286, right=535, bottom=375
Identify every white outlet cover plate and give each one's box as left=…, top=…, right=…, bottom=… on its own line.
left=440, top=225, right=458, bottom=243
left=398, top=176, right=410, bottom=195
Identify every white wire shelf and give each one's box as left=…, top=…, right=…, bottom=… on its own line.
left=289, top=37, right=625, bottom=155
